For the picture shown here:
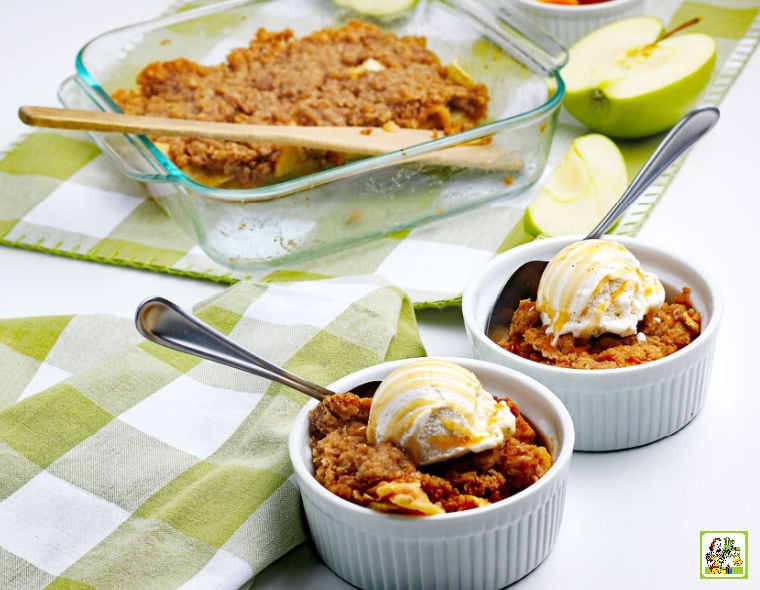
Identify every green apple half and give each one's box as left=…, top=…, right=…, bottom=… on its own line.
left=562, top=17, right=717, bottom=138
left=524, top=133, right=627, bottom=236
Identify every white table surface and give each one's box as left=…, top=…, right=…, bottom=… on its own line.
left=1, top=2, right=757, bottom=588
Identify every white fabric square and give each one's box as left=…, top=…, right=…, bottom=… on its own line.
left=18, top=362, right=72, bottom=401
left=177, top=549, right=253, bottom=590
left=0, top=472, right=129, bottom=576
left=375, top=239, right=493, bottom=294
left=119, top=374, right=262, bottom=458
left=187, top=245, right=206, bottom=257
left=22, top=181, right=143, bottom=238
left=243, top=281, right=377, bottom=329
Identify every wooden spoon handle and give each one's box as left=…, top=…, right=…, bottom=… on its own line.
left=18, top=105, right=521, bottom=171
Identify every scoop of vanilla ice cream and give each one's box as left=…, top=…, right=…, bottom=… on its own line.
left=366, top=359, right=516, bottom=466
left=536, top=239, right=665, bottom=343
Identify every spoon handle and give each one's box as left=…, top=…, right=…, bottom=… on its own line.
left=586, top=105, right=720, bottom=240
left=18, top=105, right=520, bottom=171
left=135, top=296, right=332, bottom=401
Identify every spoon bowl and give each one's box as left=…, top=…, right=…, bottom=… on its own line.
left=484, top=105, right=720, bottom=341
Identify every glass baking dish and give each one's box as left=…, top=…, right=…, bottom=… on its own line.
left=58, top=0, right=566, bottom=270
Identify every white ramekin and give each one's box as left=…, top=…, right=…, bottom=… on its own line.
left=510, top=0, right=645, bottom=47
left=289, top=357, right=574, bottom=590
left=462, top=236, right=722, bottom=452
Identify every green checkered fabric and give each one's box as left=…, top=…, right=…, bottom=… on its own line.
left=0, top=276, right=425, bottom=589
left=1, top=0, right=757, bottom=308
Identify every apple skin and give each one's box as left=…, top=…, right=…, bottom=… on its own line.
left=524, top=133, right=627, bottom=236
left=562, top=17, right=717, bottom=138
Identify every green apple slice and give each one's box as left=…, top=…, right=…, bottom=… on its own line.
left=524, top=133, right=627, bottom=236
left=334, top=0, right=417, bottom=17
left=562, top=17, right=717, bottom=138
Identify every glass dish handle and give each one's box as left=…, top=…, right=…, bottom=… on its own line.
left=444, top=0, right=568, bottom=74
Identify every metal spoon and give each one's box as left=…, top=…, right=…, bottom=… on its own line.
left=135, top=296, right=379, bottom=400
left=485, top=105, right=721, bottom=342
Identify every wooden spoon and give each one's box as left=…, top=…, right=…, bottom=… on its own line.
left=19, top=105, right=522, bottom=171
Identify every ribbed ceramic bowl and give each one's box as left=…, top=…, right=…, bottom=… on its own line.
left=462, top=236, right=722, bottom=452
left=511, top=0, right=645, bottom=47
left=289, top=357, right=574, bottom=590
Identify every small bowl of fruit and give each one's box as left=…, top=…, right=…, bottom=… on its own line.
left=289, top=357, right=574, bottom=590
left=510, top=0, right=645, bottom=47
left=462, top=236, right=722, bottom=451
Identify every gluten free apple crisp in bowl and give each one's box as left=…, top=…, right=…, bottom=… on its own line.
left=289, top=357, right=574, bottom=590
left=59, top=0, right=566, bottom=270
left=495, top=239, right=702, bottom=369
left=463, top=236, right=723, bottom=451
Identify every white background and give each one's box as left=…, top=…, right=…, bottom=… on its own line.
left=0, top=1, right=757, bottom=588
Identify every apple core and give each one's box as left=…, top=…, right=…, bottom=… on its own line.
left=562, top=17, right=717, bottom=138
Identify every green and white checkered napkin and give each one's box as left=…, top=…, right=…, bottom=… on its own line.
left=1, top=0, right=758, bottom=307
left=0, top=275, right=425, bottom=589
